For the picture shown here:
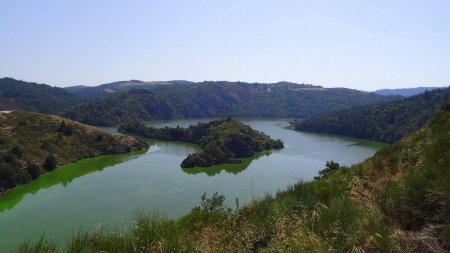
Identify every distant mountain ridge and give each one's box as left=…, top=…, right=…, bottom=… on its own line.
left=62, top=81, right=398, bottom=126
left=64, top=80, right=196, bottom=99
left=373, top=86, right=443, bottom=97
left=0, top=77, right=402, bottom=128
left=64, top=80, right=321, bottom=99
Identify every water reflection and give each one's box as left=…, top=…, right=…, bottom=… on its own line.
left=182, top=151, right=271, bottom=176
left=0, top=150, right=146, bottom=212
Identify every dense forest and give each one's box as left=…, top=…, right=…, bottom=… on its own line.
left=0, top=78, right=83, bottom=113
left=0, top=111, right=147, bottom=192
left=63, top=81, right=399, bottom=126
left=119, top=118, right=283, bottom=167
left=17, top=105, right=450, bottom=252
left=293, top=87, right=450, bottom=143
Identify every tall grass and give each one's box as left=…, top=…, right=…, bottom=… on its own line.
left=14, top=178, right=395, bottom=253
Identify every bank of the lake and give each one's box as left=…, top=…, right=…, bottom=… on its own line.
left=0, top=119, right=385, bottom=252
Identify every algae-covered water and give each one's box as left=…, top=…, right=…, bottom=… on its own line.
left=0, top=119, right=385, bottom=251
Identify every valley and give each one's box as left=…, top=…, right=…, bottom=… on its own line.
left=0, top=118, right=383, bottom=252
left=0, top=78, right=448, bottom=252
left=3, top=2, right=449, bottom=251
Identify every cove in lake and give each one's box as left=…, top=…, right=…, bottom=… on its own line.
left=0, top=119, right=385, bottom=252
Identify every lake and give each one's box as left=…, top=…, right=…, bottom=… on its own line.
left=0, top=119, right=385, bottom=252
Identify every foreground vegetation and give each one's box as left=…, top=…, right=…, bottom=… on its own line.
left=15, top=107, right=450, bottom=252
left=0, top=111, right=148, bottom=192
left=293, top=86, right=450, bottom=143
left=119, top=118, right=283, bottom=167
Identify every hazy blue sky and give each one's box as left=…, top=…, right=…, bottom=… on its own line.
left=1, top=0, right=449, bottom=90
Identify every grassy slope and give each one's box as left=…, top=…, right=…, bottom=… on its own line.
left=15, top=110, right=449, bottom=252
left=0, top=111, right=148, bottom=192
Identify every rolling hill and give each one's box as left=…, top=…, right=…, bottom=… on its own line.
left=65, top=80, right=195, bottom=99
left=294, top=86, right=450, bottom=143
left=0, top=111, right=148, bottom=192
left=62, top=81, right=399, bottom=126
left=0, top=78, right=83, bottom=113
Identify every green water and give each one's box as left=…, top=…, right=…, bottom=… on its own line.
left=0, top=119, right=385, bottom=251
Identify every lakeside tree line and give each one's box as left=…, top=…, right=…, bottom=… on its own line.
left=294, top=87, right=450, bottom=143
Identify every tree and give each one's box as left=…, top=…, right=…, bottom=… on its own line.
left=95, top=134, right=104, bottom=142
left=315, top=161, right=340, bottom=179
left=57, top=121, right=73, bottom=136
left=10, top=145, right=23, bottom=157
left=43, top=155, right=57, bottom=171
left=2, top=153, right=14, bottom=163
left=26, top=163, right=41, bottom=179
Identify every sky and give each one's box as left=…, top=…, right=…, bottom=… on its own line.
left=1, top=0, right=449, bottom=90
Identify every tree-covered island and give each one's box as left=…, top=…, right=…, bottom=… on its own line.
left=119, top=118, right=284, bottom=168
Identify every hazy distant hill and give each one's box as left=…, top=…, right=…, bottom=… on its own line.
left=65, top=80, right=195, bottom=99
left=0, top=78, right=83, bottom=113
left=62, top=81, right=399, bottom=126
left=373, top=86, right=442, bottom=97
left=294, top=87, right=450, bottom=143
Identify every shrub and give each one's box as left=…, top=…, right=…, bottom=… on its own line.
left=42, top=155, right=57, bottom=172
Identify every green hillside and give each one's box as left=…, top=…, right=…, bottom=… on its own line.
left=62, top=82, right=398, bottom=126
left=0, top=111, right=148, bottom=193
left=0, top=78, right=83, bottom=113
left=15, top=106, right=450, bottom=252
left=294, top=87, right=450, bottom=143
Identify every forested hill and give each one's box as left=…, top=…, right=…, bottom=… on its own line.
left=65, top=80, right=195, bottom=99
left=0, top=78, right=83, bottom=113
left=0, top=111, right=148, bottom=193
left=294, top=86, right=450, bottom=143
left=64, top=80, right=319, bottom=99
left=62, top=81, right=398, bottom=126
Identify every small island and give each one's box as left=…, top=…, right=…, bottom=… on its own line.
left=119, top=118, right=284, bottom=168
